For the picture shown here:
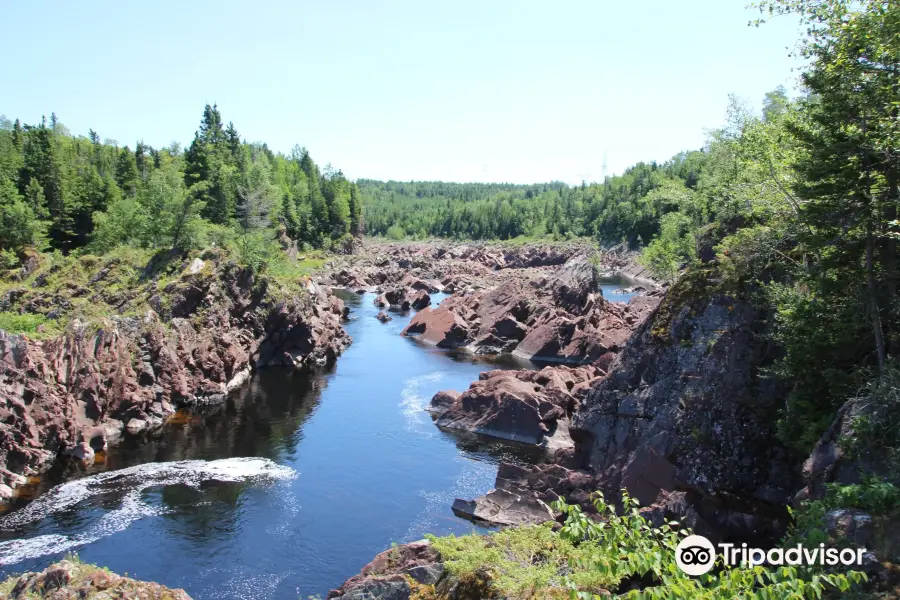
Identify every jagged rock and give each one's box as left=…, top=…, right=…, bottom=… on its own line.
left=375, top=287, right=412, bottom=310
left=571, top=272, right=795, bottom=541
left=546, top=256, right=597, bottom=312
left=0, top=258, right=350, bottom=495
left=376, top=311, right=393, bottom=323
left=4, top=559, right=192, bottom=599
left=798, top=397, right=900, bottom=564
left=430, top=367, right=598, bottom=446
left=411, top=289, right=431, bottom=310
left=328, top=542, right=440, bottom=599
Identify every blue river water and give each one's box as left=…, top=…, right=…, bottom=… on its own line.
left=0, top=291, right=547, bottom=599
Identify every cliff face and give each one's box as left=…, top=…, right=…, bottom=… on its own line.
left=0, top=252, right=349, bottom=495
left=572, top=270, right=796, bottom=541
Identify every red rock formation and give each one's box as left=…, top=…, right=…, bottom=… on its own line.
left=429, top=366, right=600, bottom=447
left=0, top=260, right=349, bottom=493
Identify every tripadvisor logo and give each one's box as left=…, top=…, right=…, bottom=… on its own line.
left=675, top=535, right=867, bottom=577
left=676, top=535, right=717, bottom=576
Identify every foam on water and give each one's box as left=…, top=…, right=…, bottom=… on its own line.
left=400, top=371, right=446, bottom=433
left=0, top=457, right=295, bottom=565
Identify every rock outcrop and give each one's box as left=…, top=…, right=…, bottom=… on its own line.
left=402, top=257, right=661, bottom=363
left=0, top=252, right=350, bottom=495
left=797, top=395, right=900, bottom=569
left=327, top=541, right=443, bottom=600
left=1, top=559, right=192, bottom=599
left=320, top=240, right=591, bottom=295
left=569, top=271, right=796, bottom=541
left=448, top=269, right=800, bottom=539
left=430, top=366, right=601, bottom=448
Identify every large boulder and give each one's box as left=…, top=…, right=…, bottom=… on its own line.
left=571, top=271, right=796, bottom=541
left=430, top=366, right=599, bottom=447
left=452, top=460, right=597, bottom=527
left=452, top=488, right=556, bottom=527
left=433, top=374, right=549, bottom=445
left=374, top=287, right=412, bottom=310
left=410, top=290, right=431, bottom=310
left=546, top=256, right=597, bottom=312
left=401, top=305, right=472, bottom=348
left=328, top=541, right=442, bottom=600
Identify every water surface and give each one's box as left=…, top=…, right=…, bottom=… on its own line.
left=0, top=291, right=543, bottom=598
left=598, top=274, right=644, bottom=304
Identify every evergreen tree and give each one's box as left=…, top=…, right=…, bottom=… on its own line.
left=115, top=146, right=139, bottom=197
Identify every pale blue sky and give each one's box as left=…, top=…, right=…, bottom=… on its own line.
left=2, top=1, right=801, bottom=184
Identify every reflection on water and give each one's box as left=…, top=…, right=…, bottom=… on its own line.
left=0, top=290, right=544, bottom=599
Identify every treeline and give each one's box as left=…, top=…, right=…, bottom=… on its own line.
left=360, top=156, right=704, bottom=244
left=0, top=104, right=362, bottom=267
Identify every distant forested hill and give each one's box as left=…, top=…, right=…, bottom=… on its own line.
left=358, top=153, right=704, bottom=245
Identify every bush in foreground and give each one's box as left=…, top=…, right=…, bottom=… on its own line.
left=425, top=492, right=866, bottom=599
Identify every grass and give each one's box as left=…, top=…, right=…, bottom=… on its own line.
left=0, top=242, right=337, bottom=341
left=426, top=524, right=610, bottom=599
left=0, top=312, right=57, bottom=337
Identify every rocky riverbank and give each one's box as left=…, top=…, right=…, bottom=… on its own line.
left=443, top=268, right=798, bottom=540
left=0, top=557, right=192, bottom=599
left=0, top=248, right=349, bottom=500
left=330, top=260, right=898, bottom=598
left=321, top=240, right=662, bottom=362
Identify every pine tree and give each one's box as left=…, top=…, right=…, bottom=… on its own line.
left=134, top=141, right=149, bottom=181
left=11, top=120, right=23, bottom=152
left=115, top=146, right=139, bottom=197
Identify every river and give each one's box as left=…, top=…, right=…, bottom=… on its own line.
left=0, top=282, right=637, bottom=598
left=0, top=292, right=549, bottom=598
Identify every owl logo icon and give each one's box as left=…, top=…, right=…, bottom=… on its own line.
left=676, top=535, right=716, bottom=576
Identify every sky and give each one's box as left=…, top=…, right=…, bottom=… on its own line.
left=2, top=1, right=802, bottom=184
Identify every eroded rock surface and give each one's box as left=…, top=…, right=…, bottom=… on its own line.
left=1, top=559, right=192, bottom=599
left=430, top=366, right=601, bottom=447
left=402, top=257, right=661, bottom=363
left=0, top=252, right=349, bottom=494
left=450, top=270, right=799, bottom=539
left=569, top=272, right=796, bottom=541
left=328, top=541, right=442, bottom=600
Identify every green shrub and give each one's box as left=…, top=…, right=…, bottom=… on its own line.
left=0, top=311, right=53, bottom=335
left=429, top=491, right=867, bottom=599
left=386, top=225, right=405, bottom=241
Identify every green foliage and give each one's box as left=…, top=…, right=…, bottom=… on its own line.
left=428, top=491, right=866, bottom=599
left=0, top=105, right=361, bottom=271
left=0, top=311, right=56, bottom=336
left=234, top=229, right=276, bottom=274
left=639, top=212, right=697, bottom=281
left=824, top=476, right=900, bottom=516
left=360, top=159, right=703, bottom=245
left=839, top=361, right=900, bottom=480
left=385, top=224, right=406, bottom=240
